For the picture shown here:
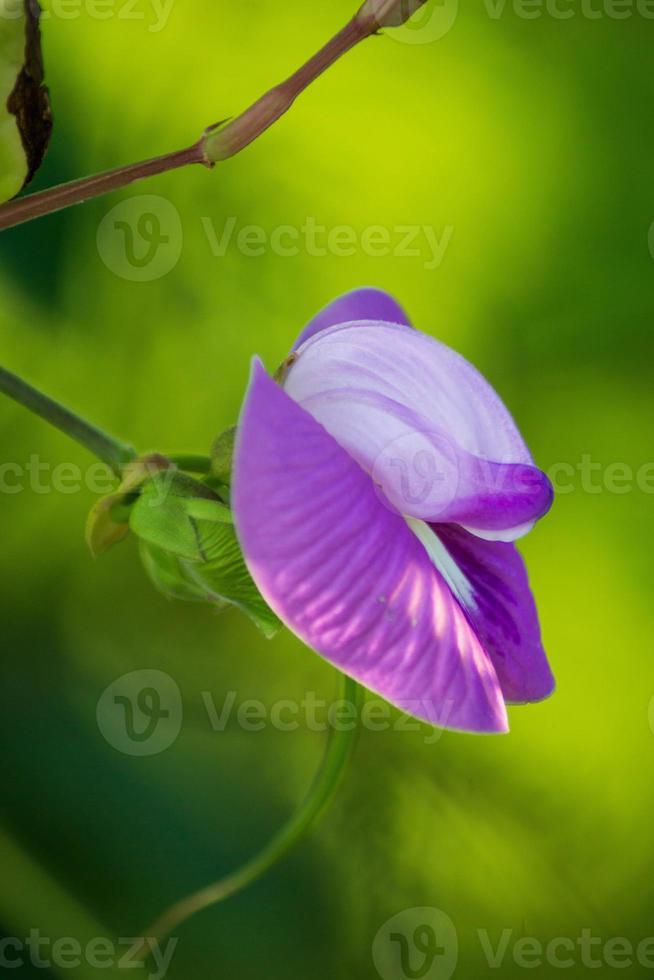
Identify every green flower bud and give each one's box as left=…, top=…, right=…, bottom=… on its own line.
left=86, top=450, right=280, bottom=637
left=129, top=469, right=281, bottom=638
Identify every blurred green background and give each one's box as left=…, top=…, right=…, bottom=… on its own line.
left=1, top=0, right=654, bottom=976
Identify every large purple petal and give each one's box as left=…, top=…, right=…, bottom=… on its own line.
left=284, top=323, right=552, bottom=540
left=292, top=288, right=411, bottom=351
left=434, top=525, right=555, bottom=704
left=233, top=360, right=508, bottom=735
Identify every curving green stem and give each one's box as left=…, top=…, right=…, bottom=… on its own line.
left=0, top=366, right=136, bottom=474
left=0, top=367, right=364, bottom=954
left=129, top=672, right=363, bottom=962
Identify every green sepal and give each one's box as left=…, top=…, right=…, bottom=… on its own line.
left=210, top=425, right=237, bottom=485
left=273, top=352, right=299, bottom=385
left=86, top=451, right=280, bottom=638
left=86, top=454, right=171, bottom=557
left=129, top=472, right=231, bottom=562
left=85, top=496, right=131, bottom=557
left=139, top=541, right=219, bottom=604
left=140, top=524, right=282, bottom=639
left=182, top=520, right=282, bottom=639
left=131, top=470, right=281, bottom=638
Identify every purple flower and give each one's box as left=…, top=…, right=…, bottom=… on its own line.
left=232, top=289, right=554, bottom=734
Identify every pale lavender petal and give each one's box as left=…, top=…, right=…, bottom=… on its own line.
left=294, top=386, right=552, bottom=533
left=292, top=288, right=411, bottom=351
left=284, top=325, right=552, bottom=539
left=290, top=322, right=532, bottom=464
left=233, top=360, right=508, bottom=735
left=434, top=525, right=555, bottom=704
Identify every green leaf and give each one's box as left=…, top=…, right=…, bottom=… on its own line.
left=0, top=0, right=52, bottom=202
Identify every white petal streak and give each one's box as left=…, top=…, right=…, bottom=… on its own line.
left=405, top=517, right=477, bottom=613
